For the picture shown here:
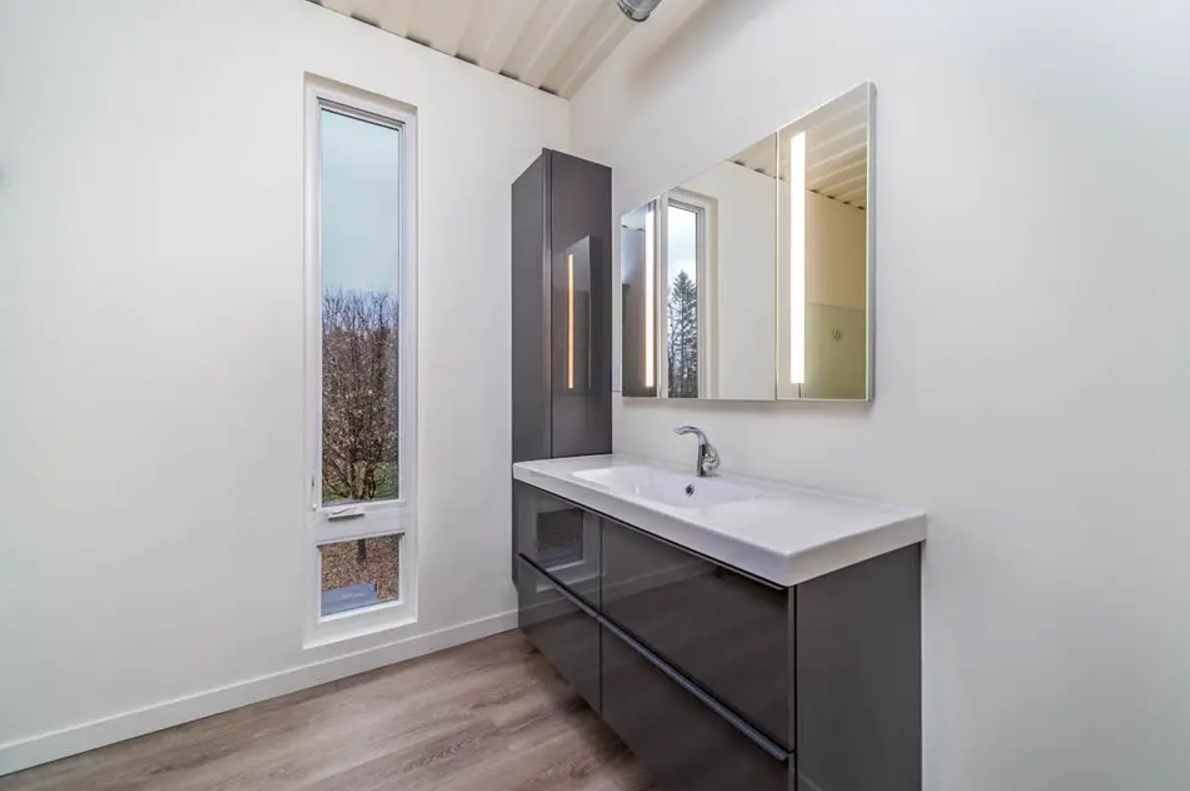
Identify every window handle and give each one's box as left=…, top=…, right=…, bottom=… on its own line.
left=327, top=506, right=366, bottom=521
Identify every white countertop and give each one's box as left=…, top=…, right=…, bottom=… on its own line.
left=513, top=454, right=926, bottom=586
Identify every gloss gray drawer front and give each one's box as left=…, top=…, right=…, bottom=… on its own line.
left=600, top=517, right=792, bottom=748
left=514, top=482, right=601, bottom=605
left=516, top=557, right=600, bottom=713
left=601, top=623, right=790, bottom=791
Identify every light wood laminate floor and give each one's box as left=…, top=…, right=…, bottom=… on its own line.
left=0, top=631, right=656, bottom=791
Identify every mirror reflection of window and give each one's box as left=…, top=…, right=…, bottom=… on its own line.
left=618, top=81, right=871, bottom=403
left=666, top=203, right=700, bottom=398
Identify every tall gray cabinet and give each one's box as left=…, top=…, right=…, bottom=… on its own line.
left=511, top=149, right=611, bottom=462
left=511, top=150, right=612, bottom=576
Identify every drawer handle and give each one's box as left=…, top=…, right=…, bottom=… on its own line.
left=601, top=616, right=790, bottom=763
left=519, top=554, right=601, bottom=619
left=518, top=554, right=790, bottom=763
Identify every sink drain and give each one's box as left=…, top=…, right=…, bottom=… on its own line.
left=685, top=484, right=695, bottom=496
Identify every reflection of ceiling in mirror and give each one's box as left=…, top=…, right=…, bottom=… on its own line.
left=731, top=89, right=869, bottom=210
left=731, top=136, right=779, bottom=179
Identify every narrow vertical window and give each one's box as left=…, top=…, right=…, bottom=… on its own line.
left=306, top=77, right=417, bottom=638
left=320, top=108, right=402, bottom=506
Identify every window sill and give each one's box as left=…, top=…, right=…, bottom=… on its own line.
left=304, top=601, right=418, bottom=650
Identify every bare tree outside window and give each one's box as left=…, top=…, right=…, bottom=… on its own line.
left=321, top=288, right=399, bottom=504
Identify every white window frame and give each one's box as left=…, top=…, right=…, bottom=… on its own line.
left=656, top=189, right=715, bottom=398
left=303, top=75, right=418, bottom=646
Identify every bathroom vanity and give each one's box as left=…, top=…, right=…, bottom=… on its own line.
left=512, top=455, right=926, bottom=791
left=507, top=84, right=917, bottom=790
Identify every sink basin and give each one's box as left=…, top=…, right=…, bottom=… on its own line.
left=514, top=454, right=926, bottom=586
left=573, top=464, right=760, bottom=509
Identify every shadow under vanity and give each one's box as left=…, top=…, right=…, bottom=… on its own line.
left=510, top=85, right=924, bottom=791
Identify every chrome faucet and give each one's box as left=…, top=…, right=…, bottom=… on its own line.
left=674, top=426, right=720, bottom=477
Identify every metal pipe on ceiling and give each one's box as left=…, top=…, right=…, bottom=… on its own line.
left=616, top=0, right=664, bottom=22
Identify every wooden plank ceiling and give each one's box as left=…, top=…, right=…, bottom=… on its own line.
left=311, top=0, right=637, bottom=98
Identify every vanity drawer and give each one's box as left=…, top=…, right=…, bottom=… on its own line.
left=514, top=482, right=601, bottom=605
left=601, top=622, right=790, bottom=791
left=517, top=556, right=600, bottom=712
left=600, top=517, right=792, bottom=747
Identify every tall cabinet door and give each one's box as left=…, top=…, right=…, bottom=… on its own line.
left=549, top=151, right=611, bottom=458
left=511, top=153, right=550, bottom=464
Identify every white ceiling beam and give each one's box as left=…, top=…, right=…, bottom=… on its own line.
left=547, top=2, right=633, bottom=97
left=455, top=0, right=505, bottom=64
left=478, top=0, right=545, bottom=74
left=409, top=0, right=481, bottom=56
left=321, top=0, right=362, bottom=18
left=520, top=0, right=603, bottom=89
left=370, top=0, right=411, bottom=36
left=501, top=0, right=577, bottom=82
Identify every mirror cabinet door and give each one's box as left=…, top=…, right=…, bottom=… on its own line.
left=620, top=82, right=873, bottom=402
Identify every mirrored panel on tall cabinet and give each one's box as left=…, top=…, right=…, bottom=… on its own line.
left=621, top=82, right=873, bottom=401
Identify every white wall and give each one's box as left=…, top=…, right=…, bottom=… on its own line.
left=0, top=0, right=567, bottom=771
left=681, top=162, right=776, bottom=399
left=573, top=1, right=1190, bottom=789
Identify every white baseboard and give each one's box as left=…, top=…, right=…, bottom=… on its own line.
left=0, top=610, right=518, bottom=777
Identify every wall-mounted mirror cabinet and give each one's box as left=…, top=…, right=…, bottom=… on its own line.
left=621, top=82, right=873, bottom=401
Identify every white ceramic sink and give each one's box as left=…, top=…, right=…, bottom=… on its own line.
left=572, top=464, right=760, bottom=509
left=513, top=454, right=926, bottom=586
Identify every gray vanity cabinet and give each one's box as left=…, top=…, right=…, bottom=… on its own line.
left=514, top=482, right=922, bottom=791
left=516, top=558, right=601, bottom=713
left=513, top=481, right=601, bottom=605
left=601, top=518, right=792, bottom=748
left=601, top=623, right=789, bottom=791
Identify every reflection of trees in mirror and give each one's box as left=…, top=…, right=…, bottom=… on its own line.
left=322, top=288, right=399, bottom=504
left=667, top=271, right=698, bottom=398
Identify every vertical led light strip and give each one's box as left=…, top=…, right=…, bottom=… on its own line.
left=644, top=209, right=656, bottom=388
left=789, top=132, right=807, bottom=385
left=567, top=253, right=575, bottom=390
